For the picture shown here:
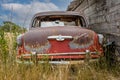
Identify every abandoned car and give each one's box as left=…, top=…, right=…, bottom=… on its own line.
left=16, top=11, right=104, bottom=64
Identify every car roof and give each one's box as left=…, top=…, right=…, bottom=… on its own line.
left=33, top=11, right=81, bottom=18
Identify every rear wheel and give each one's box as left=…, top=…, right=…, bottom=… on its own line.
left=104, top=41, right=120, bottom=66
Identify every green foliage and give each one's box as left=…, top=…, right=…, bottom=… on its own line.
left=0, top=21, right=26, bottom=33
left=0, top=30, right=9, bottom=64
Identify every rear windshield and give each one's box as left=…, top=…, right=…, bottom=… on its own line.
left=32, top=16, right=86, bottom=28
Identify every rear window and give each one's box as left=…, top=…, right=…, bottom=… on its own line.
left=32, top=15, right=86, bottom=28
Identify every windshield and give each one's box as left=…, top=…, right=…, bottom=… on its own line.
left=32, top=16, right=85, bottom=28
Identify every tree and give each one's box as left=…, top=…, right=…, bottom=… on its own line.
left=0, top=21, right=26, bottom=33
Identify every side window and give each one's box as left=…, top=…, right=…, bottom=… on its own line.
left=79, top=16, right=87, bottom=27
left=32, top=19, right=36, bottom=28
left=32, top=18, right=40, bottom=28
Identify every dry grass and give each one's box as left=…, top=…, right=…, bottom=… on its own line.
left=0, top=32, right=120, bottom=80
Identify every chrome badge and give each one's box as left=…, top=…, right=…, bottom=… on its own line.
left=48, top=35, right=72, bottom=41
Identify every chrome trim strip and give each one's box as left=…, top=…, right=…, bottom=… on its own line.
left=48, top=35, right=72, bottom=41
left=16, top=59, right=98, bottom=64
left=21, top=52, right=96, bottom=57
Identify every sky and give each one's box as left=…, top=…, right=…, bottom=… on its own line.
left=0, top=0, right=72, bottom=28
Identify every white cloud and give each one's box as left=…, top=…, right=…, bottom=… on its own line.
left=2, top=3, right=23, bottom=11
left=1, top=1, right=59, bottom=28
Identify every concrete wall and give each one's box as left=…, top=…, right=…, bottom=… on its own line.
left=67, top=0, right=120, bottom=52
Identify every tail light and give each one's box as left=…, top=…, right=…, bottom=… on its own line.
left=98, top=34, right=104, bottom=44
left=17, top=34, right=23, bottom=46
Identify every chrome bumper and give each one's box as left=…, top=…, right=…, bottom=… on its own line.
left=16, top=59, right=98, bottom=65
left=16, top=51, right=100, bottom=65
left=19, top=51, right=97, bottom=57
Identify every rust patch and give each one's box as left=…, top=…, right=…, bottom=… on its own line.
left=24, top=42, right=51, bottom=53
left=69, top=32, right=94, bottom=49
left=24, top=26, right=95, bottom=51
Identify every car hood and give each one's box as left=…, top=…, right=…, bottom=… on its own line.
left=23, top=26, right=95, bottom=48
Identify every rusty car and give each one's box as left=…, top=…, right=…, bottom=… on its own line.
left=16, top=11, right=104, bottom=64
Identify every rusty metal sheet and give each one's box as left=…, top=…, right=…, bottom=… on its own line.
left=24, top=26, right=94, bottom=48
left=34, top=11, right=81, bottom=18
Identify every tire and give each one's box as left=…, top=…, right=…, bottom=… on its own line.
left=105, top=41, right=118, bottom=66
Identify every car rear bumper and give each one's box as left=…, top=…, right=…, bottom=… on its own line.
left=16, top=59, right=99, bottom=65
left=16, top=51, right=101, bottom=64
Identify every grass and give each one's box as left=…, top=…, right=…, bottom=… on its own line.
left=0, top=31, right=120, bottom=80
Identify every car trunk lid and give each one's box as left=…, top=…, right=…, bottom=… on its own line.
left=23, top=26, right=94, bottom=53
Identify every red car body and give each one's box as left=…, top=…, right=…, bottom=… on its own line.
left=17, top=11, right=103, bottom=64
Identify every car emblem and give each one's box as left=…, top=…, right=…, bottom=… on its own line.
left=48, top=35, right=72, bottom=41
